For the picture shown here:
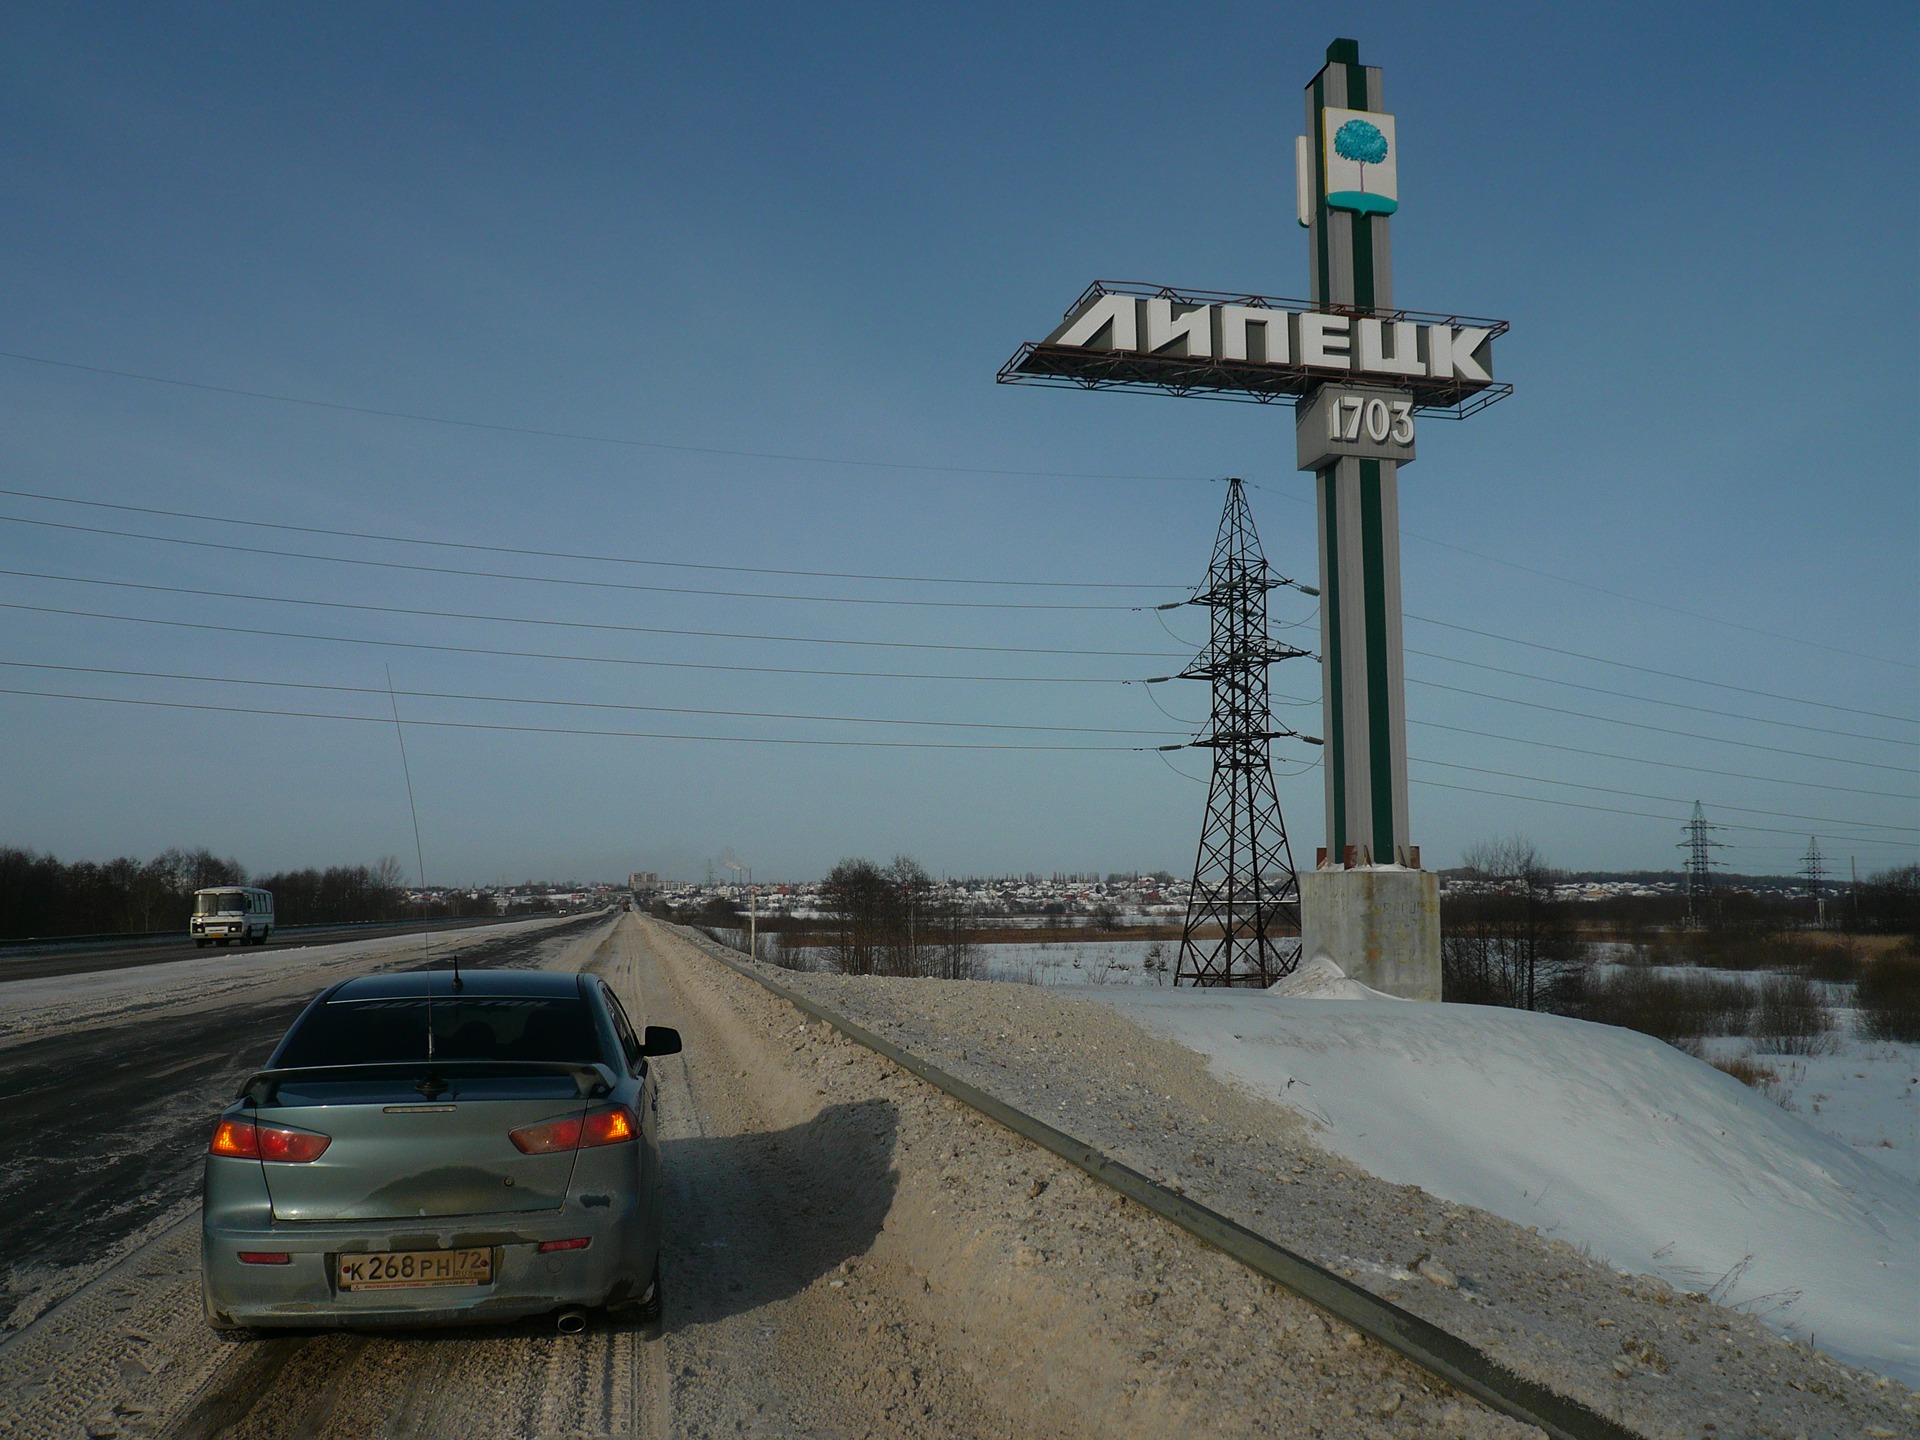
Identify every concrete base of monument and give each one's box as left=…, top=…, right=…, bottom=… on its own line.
left=1299, top=864, right=1442, bottom=1001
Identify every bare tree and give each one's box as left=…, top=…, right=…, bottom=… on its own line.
left=1442, top=836, right=1581, bottom=1010
left=922, top=887, right=980, bottom=980
left=881, top=855, right=932, bottom=976
left=821, top=858, right=891, bottom=975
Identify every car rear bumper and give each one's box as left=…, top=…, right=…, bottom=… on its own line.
left=201, top=1199, right=654, bottom=1329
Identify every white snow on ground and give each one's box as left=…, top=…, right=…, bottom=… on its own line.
left=1266, top=953, right=1405, bottom=1001
left=1079, top=982, right=1920, bottom=1388
left=1693, top=1033, right=1920, bottom=1187
left=1585, top=962, right=1920, bottom=1187
left=976, top=939, right=1165, bottom=985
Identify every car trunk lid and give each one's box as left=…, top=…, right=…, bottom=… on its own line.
left=249, top=1070, right=599, bottom=1221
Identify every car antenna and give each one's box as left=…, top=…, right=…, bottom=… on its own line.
left=451, top=951, right=464, bottom=991
left=385, top=666, right=439, bottom=1057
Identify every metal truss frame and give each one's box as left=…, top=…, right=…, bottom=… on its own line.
left=1175, top=480, right=1308, bottom=988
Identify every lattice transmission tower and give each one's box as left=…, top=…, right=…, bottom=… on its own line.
left=1678, top=800, right=1725, bottom=930
left=1172, top=479, right=1315, bottom=986
left=1800, top=837, right=1829, bottom=929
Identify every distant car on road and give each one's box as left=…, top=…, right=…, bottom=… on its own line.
left=202, top=968, right=681, bottom=1335
left=191, top=886, right=275, bottom=947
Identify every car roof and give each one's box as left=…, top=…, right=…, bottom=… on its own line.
left=325, top=969, right=588, bottom=1002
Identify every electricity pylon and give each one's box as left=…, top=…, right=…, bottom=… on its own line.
left=1171, top=479, right=1315, bottom=986
left=1799, top=837, right=1828, bottom=930
left=1678, top=801, right=1725, bottom=930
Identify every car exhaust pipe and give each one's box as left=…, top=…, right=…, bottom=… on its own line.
left=555, top=1307, right=587, bottom=1335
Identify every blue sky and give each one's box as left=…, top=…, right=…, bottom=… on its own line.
left=0, top=2, right=1913, bottom=884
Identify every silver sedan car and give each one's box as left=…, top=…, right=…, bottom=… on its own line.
left=202, top=967, right=680, bottom=1334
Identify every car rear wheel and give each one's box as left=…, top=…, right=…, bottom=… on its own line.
left=607, top=1256, right=661, bottom=1324
left=205, top=1293, right=262, bottom=1341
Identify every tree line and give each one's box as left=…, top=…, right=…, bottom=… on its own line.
left=1440, top=837, right=1920, bottom=1013
left=677, top=855, right=981, bottom=979
left=0, top=845, right=497, bottom=941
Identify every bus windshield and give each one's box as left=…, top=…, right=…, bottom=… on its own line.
left=195, top=892, right=246, bottom=915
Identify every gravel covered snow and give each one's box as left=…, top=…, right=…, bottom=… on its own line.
left=703, top=935, right=1916, bottom=1436
left=1083, top=985, right=1919, bottom=1387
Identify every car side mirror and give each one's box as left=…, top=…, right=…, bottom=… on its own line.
left=641, top=1025, right=682, bottom=1058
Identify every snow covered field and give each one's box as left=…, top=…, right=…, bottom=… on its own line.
left=976, top=938, right=1166, bottom=985
left=1585, top=961, right=1920, bottom=1187
left=989, top=941, right=1920, bottom=1185
left=1081, top=980, right=1920, bottom=1387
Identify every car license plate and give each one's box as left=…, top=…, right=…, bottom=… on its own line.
left=338, top=1247, right=493, bottom=1290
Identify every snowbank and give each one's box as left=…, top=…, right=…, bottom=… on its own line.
left=1080, top=986, right=1920, bottom=1387
left=1265, top=954, right=1404, bottom=1001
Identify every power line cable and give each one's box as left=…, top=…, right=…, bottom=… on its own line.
left=1406, top=774, right=1915, bottom=850
left=0, top=676, right=1897, bottom=846
left=18, top=571, right=1900, bottom=771
left=12, top=591, right=1907, bottom=800
left=5, top=348, right=1905, bottom=666
left=0, top=684, right=1159, bottom=752
left=1403, top=613, right=1917, bottom=723
left=1155, top=749, right=1207, bottom=784
left=0, top=353, right=1199, bottom=484
left=1410, top=534, right=1914, bottom=671
left=6, top=487, right=1905, bottom=722
left=1401, top=673, right=1914, bottom=774
left=26, top=506, right=1904, bottom=756
left=1408, top=754, right=1917, bottom=837
left=1404, top=646, right=1912, bottom=749
left=0, top=568, right=1182, bottom=658
left=11, top=593, right=1906, bottom=800
left=0, top=506, right=1182, bottom=599
left=0, top=554, right=1138, bottom=614
left=8, top=513, right=1903, bottom=755
left=0, top=659, right=1188, bottom=738
left=0, top=600, right=1130, bottom=685
left=1238, top=477, right=1916, bottom=672
left=1409, top=716, right=1908, bottom=800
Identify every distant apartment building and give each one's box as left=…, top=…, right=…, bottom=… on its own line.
left=629, top=871, right=662, bottom=898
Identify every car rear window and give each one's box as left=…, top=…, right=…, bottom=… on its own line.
left=275, top=996, right=603, bottom=1068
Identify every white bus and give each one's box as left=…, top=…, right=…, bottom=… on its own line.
left=191, top=886, right=275, bottom=947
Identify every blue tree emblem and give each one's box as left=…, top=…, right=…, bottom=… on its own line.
left=1333, top=117, right=1388, bottom=193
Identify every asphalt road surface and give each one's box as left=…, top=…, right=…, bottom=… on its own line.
left=0, top=915, right=607, bottom=1331
left=0, top=912, right=548, bottom=985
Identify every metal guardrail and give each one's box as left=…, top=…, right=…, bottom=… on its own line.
left=691, top=937, right=1644, bottom=1440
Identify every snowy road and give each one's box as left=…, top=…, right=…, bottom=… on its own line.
left=0, top=913, right=539, bottom=985
left=0, top=913, right=609, bottom=1331
left=1, top=916, right=1910, bottom=1438
left=0, top=915, right=1546, bottom=1440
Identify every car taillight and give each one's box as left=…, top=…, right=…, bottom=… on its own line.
left=237, top=1251, right=292, bottom=1265
left=509, top=1104, right=637, bottom=1155
left=538, top=1237, right=592, bottom=1253
left=583, top=1106, right=637, bottom=1146
left=209, top=1117, right=331, bottom=1163
left=210, top=1119, right=258, bottom=1158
